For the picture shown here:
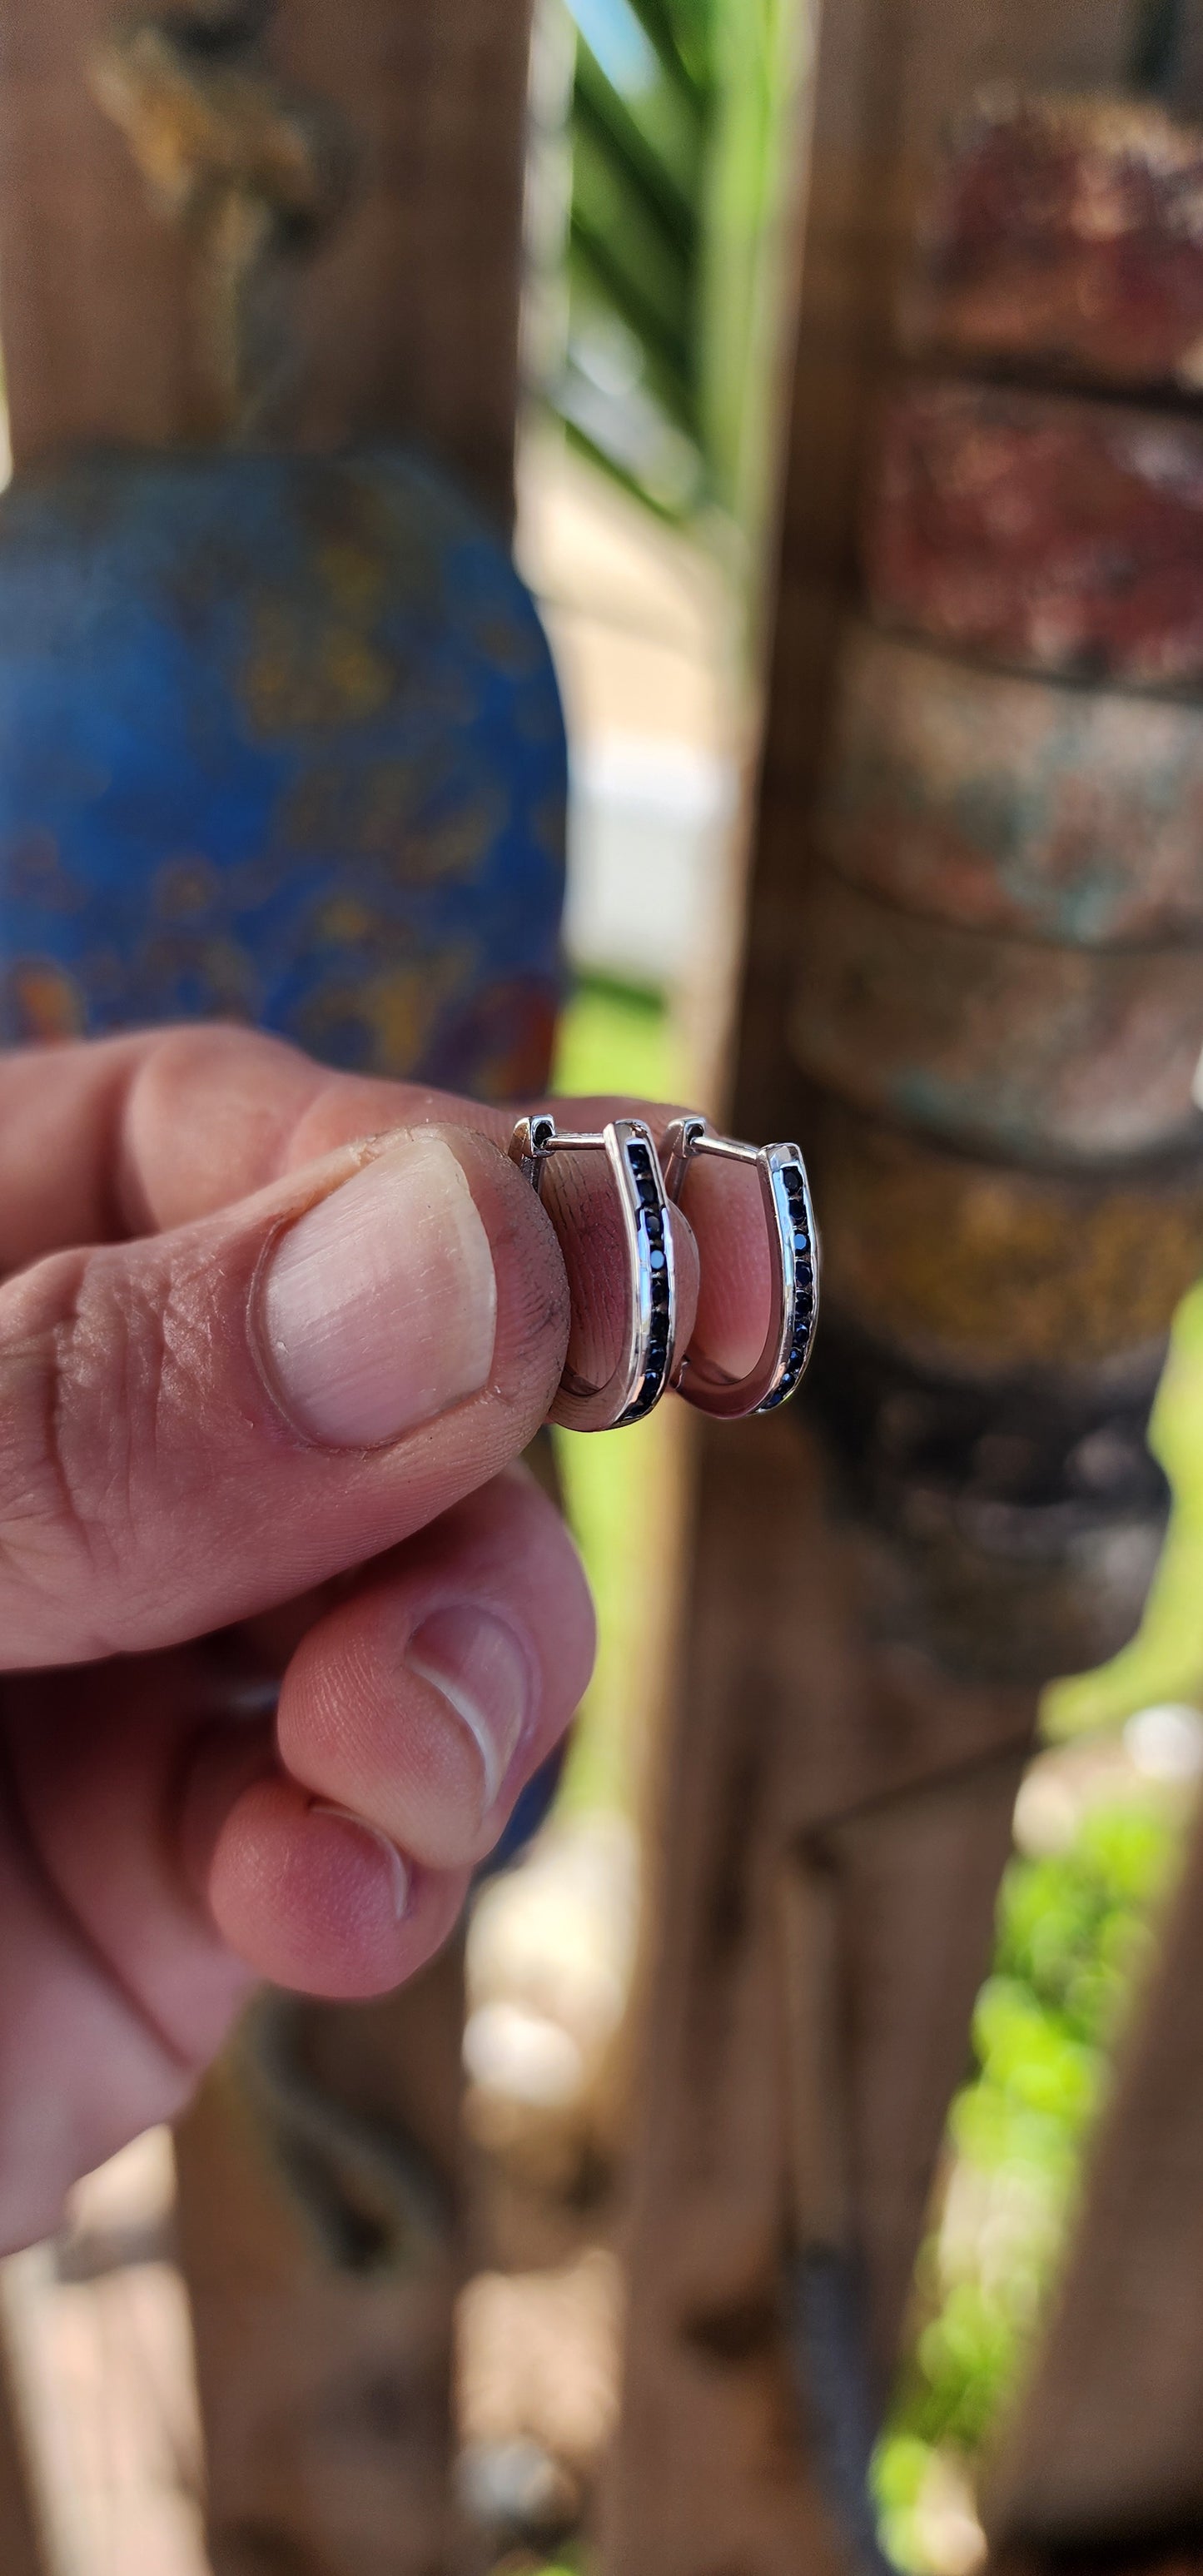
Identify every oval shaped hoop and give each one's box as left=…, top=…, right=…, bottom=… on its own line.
left=661, top=1115, right=820, bottom=1416
left=509, top=1113, right=677, bottom=1432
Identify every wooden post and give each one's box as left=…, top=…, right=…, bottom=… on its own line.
left=175, top=1950, right=468, bottom=2576
left=986, top=1803, right=1203, bottom=2556
left=0, top=7, right=539, bottom=2569
left=607, top=0, right=1172, bottom=2564
left=604, top=1425, right=1036, bottom=2575
left=0, top=2328, right=47, bottom=2576
left=0, top=0, right=531, bottom=521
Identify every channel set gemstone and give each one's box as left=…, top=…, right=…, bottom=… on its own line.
left=616, top=1136, right=674, bottom=1425
left=753, top=1156, right=818, bottom=1410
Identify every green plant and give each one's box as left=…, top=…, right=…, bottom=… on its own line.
left=874, top=1798, right=1182, bottom=2569
left=556, top=0, right=804, bottom=530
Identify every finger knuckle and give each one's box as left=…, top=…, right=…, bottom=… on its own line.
left=0, top=1248, right=181, bottom=1621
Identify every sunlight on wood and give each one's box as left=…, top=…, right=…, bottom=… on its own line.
left=1, top=2131, right=208, bottom=2576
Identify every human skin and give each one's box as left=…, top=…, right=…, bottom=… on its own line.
left=0, top=1023, right=773, bottom=2251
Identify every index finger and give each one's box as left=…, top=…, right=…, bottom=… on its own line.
left=0, top=1023, right=660, bottom=1256
left=0, top=1022, right=775, bottom=1381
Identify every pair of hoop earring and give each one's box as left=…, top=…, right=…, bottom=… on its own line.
left=508, top=1111, right=819, bottom=1434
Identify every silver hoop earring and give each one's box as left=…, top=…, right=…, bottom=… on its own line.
left=509, top=1114, right=678, bottom=1432
left=660, top=1116, right=819, bottom=1416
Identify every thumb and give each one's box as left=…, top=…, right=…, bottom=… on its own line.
left=0, top=1126, right=569, bottom=1668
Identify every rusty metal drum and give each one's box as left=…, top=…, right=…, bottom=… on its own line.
left=798, top=1086, right=1203, bottom=1390
left=863, top=379, right=1203, bottom=688
left=816, top=619, right=1203, bottom=946
left=902, top=88, right=1203, bottom=396
left=789, top=868, right=1203, bottom=1164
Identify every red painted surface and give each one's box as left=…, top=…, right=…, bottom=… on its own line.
left=864, top=379, right=1203, bottom=685
left=905, top=89, right=1203, bottom=394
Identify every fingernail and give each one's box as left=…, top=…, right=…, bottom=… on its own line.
left=259, top=1136, right=496, bottom=1448
left=311, top=1804, right=411, bottom=1919
left=407, top=1606, right=532, bottom=1817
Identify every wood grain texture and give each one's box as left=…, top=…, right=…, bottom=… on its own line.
left=176, top=1949, right=467, bottom=2576
left=0, top=0, right=533, bottom=520
left=0, top=16, right=533, bottom=2575
left=604, top=1424, right=1035, bottom=2574
left=277, top=0, right=533, bottom=522
left=987, top=1808, right=1203, bottom=2550
left=611, top=0, right=1158, bottom=2559
left=0, top=2330, right=46, bottom=2576
left=0, top=0, right=204, bottom=460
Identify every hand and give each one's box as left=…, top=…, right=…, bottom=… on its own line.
left=0, top=1024, right=771, bottom=2251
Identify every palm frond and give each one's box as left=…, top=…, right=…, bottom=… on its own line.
left=553, top=0, right=797, bottom=523
left=619, top=0, right=713, bottom=103
left=573, top=39, right=701, bottom=254
left=568, top=216, right=693, bottom=410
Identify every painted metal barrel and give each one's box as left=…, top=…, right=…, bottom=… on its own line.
left=798, top=1085, right=1203, bottom=1391
left=0, top=448, right=567, bottom=1102
left=902, top=88, right=1203, bottom=396
left=816, top=619, right=1203, bottom=946
left=863, top=379, right=1203, bottom=688
left=789, top=867, right=1203, bottom=1165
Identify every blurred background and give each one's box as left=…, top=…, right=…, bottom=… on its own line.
left=3, top=1, right=1203, bottom=2572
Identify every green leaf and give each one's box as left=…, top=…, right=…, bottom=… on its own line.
left=567, top=210, right=694, bottom=410
left=574, top=39, right=702, bottom=251
left=621, top=0, right=713, bottom=102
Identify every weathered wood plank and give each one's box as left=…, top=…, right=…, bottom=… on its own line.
left=987, top=1803, right=1203, bottom=2552
left=610, top=0, right=1147, bottom=2559
left=0, top=0, right=532, bottom=519
left=176, top=1946, right=467, bottom=2576
left=279, top=0, right=534, bottom=520
left=0, top=0, right=202, bottom=460
left=0, top=13, right=537, bottom=2576
left=0, top=2325, right=47, bottom=2576
left=604, top=1422, right=1035, bottom=2574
